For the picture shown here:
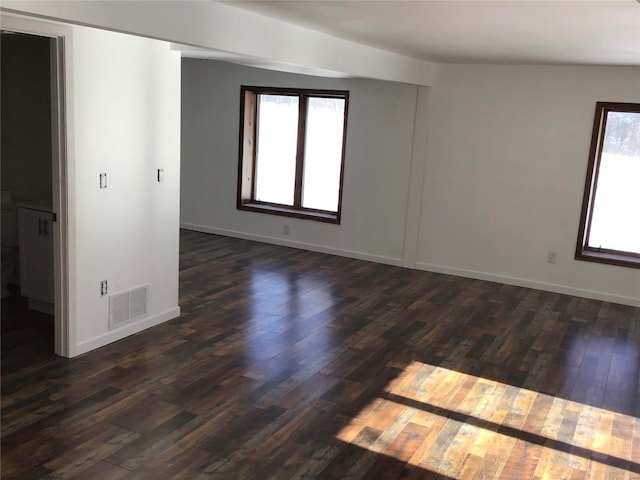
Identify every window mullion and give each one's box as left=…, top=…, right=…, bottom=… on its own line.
left=294, top=95, right=308, bottom=209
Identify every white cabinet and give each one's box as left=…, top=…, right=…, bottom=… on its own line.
left=17, top=204, right=54, bottom=314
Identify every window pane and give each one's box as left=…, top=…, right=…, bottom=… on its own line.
left=302, top=97, right=345, bottom=212
left=254, top=94, right=298, bottom=206
left=588, top=111, right=640, bottom=253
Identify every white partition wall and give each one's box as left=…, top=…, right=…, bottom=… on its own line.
left=1, top=13, right=182, bottom=356
left=72, top=26, right=181, bottom=354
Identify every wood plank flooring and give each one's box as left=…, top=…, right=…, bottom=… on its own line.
left=2, top=229, right=639, bottom=479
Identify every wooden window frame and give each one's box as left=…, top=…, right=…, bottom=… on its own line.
left=575, top=102, right=640, bottom=269
left=237, top=86, right=349, bottom=224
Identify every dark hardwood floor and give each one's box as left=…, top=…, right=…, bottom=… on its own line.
left=2, top=229, right=639, bottom=479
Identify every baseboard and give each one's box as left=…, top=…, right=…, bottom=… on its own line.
left=74, top=306, right=181, bottom=356
left=180, top=223, right=404, bottom=267
left=180, top=223, right=638, bottom=307
left=415, top=262, right=640, bottom=307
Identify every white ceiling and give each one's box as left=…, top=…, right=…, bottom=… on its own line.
left=224, top=0, right=640, bottom=66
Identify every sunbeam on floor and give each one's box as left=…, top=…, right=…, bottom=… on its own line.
left=337, top=361, right=640, bottom=479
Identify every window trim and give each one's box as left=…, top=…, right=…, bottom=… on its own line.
left=236, top=86, right=349, bottom=224
left=575, top=101, right=640, bottom=269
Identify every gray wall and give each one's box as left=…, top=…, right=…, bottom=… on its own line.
left=418, top=64, right=640, bottom=305
left=1, top=33, right=52, bottom=204
left=180, top=59, right=419, bottom=264
left=181, top=59, right=640, bottom=306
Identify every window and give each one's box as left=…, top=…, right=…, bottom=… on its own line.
left=575, top=102, right=640, bottom=269
left=237, top=86, right=349, bottom=224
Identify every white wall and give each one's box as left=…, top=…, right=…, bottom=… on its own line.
left=418, top=65, right=640, bottom=305
left=181, top=59, right=419, bottom=265
left=72, top=26, right=181, bottom=353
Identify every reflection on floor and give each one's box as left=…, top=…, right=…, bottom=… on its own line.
left=1, top=230, right=639, bottom=479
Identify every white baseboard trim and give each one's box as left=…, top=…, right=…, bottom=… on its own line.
left=75, top=306, right=181, bottom=356
left=180, top=223, right=404, bottom=267
left=415, top=262, right=640, bottom=307
left=180, top=223, right=639, bottom=307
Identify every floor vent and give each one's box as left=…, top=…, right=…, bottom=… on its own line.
left=109, top=286, right=148, bottom=329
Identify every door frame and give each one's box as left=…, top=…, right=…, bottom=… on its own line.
left=1, top=14, right=76, bottom=357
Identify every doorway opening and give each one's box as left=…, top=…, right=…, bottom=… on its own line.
left=1, top=16, right=72, bottom=358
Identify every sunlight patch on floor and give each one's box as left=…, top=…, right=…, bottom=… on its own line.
left=336, top=362, right=639, bottom=479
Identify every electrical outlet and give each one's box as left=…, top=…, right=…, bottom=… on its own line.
left=547, top=251, right=558, bottom=264
left=100, top=280, right=108, bottom=296
left=283, top=224, right=290, bottom=235
left=99, top=173, right=107, bottom=189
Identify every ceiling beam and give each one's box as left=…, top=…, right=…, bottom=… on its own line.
left=1, top=1, right=438, bottom=85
